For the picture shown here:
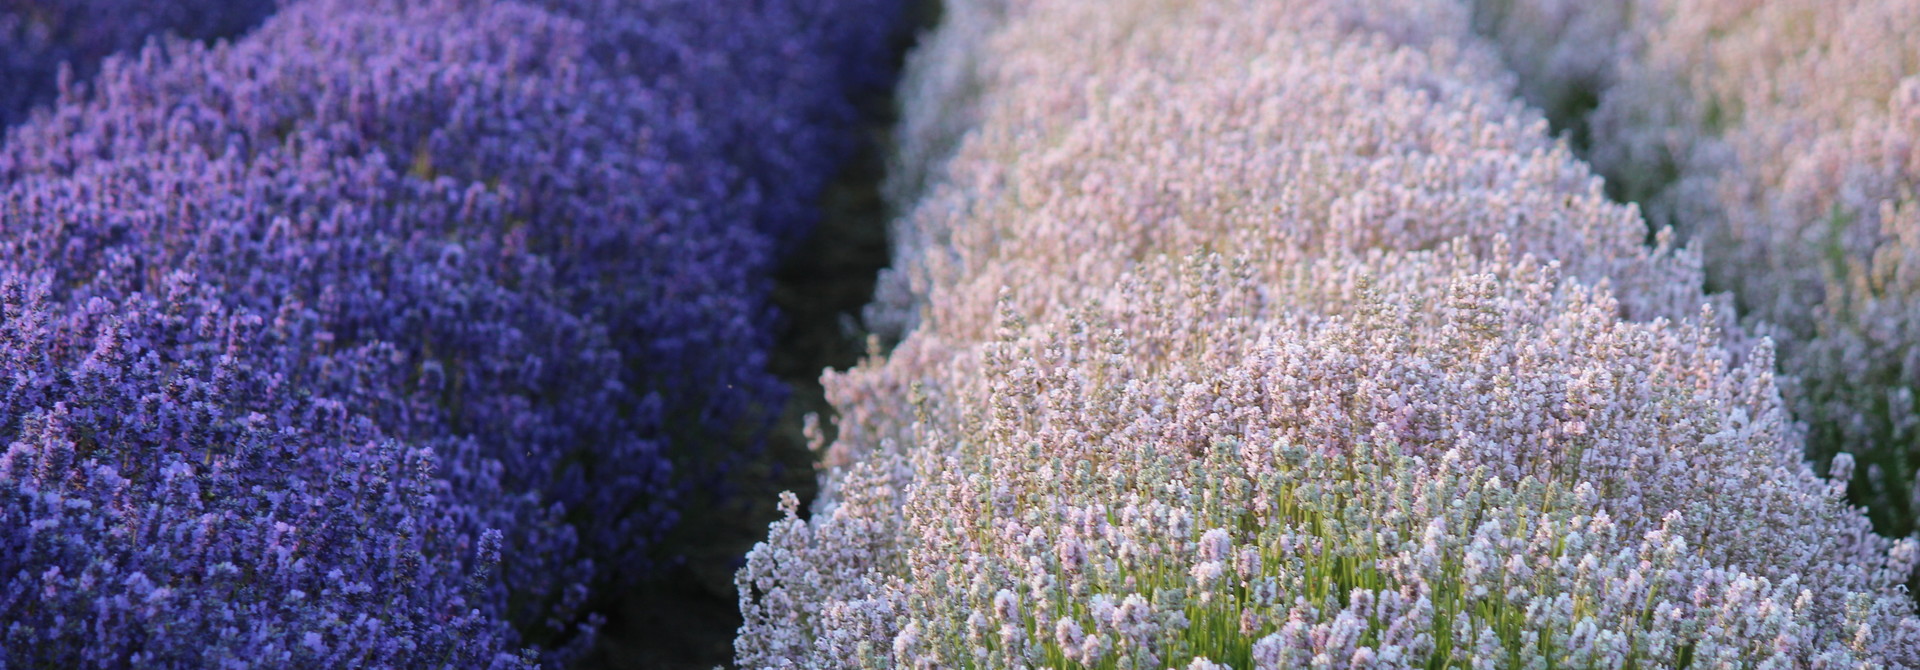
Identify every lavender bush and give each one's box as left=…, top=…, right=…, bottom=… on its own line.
left=0, top=0, right=277, bottom=128
left=737, top=0, right=1920, bottom=666
left=0, top=274, right=529, bottom=668
left=1472, top=0, right=1920, bottom=539
left=0, top=0, right=899, bottom=664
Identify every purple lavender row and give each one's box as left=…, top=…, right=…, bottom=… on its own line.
left=0, top=0, right=900, bottom=664
left=0, top=0, right=278, bottom=128
left=0, top=273, right=527, bottom=667
left=535, top=0, right=899, bottom=245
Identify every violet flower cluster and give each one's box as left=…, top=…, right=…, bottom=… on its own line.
left=0, top=274, right=527, bottom=667
left=0, top=0, right=897, bottom=665
left=737, top=0, right=1920, bottom=666
left=0, top=0, right=276, bottom=127
left=1471, top=0, right=1920, bottom=540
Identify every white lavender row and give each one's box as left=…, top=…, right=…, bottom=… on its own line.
left=737, top=0, right=1920, bottom=666
left=1471, top=0, right=1920, bottom=540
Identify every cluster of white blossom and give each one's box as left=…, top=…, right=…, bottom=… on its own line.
left=1475, top=0, right=1920, bottom=537
left=738, top=0, right=1920, bottom=666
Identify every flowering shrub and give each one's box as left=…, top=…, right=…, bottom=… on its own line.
left=0, top=0, right=898, bottom=664
left=1475, top=0, right=1920, bottom=538
left=0, top=0, right=276, bottom=127
left=0, top=274, right=528, bottom=667
left=737, top=0, right=1920, bottom=666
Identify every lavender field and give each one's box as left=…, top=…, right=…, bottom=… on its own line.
left=5, top=0, right=1920, bottom=668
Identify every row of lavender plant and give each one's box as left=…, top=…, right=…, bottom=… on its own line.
left=736, top=0, right=1920, bottom=666
left=0, top=0, right=278, bottom=128
left=1470, top=0, right=1920, bottom=540
left=0, top=0, right=898, bottom=665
